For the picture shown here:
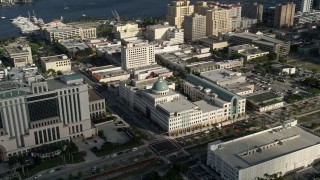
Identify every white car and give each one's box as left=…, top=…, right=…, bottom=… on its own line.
left=132, top=147, right=138, bottom=152
left=49, top=169, right=55, bottom=173
left=34, top=174, right=42, bottom=179
left=111, top=153, right=117, bottom=157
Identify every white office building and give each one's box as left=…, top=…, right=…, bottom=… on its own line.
left=121, top=42, right=156, bottom=70
left=207, top=120, right=320, bottom=180
left=0, top=69, right=96, bottom=161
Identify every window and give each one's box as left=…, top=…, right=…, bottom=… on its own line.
left=34, top=132, right=39, bottom=145
left=56, top=127, right=60, bottom=139
left=43, top=130, right=47, bottom=143
left=39, top=131, right=43, bottom=144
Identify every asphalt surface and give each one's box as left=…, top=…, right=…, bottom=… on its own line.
left=27, top=146, right=149, bottom=180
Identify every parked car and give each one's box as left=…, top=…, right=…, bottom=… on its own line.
left=34, top=174, right=42, bottom=179
left=49, top=169, right=55, bottom=173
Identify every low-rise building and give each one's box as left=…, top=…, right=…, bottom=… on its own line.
left=144, top=23, right=173, bottom=41
left=207, top=120, right=320, bottom=180
left=184, top=74, right=246, bottom=123
left=271, top=64, right=296, bottom=75
left=4, top=44, right=33, bottom=67
left=113, top=23, right=142, bottom=40
left=91, top=66, right=130, bottom=83
left=232, top=31, right=291, bottom=58
left=88, top=89, right=106, bottom=119
left=120, top=76, right=244, bottom=136
left=229, top=44, right=269, bottom=60
left=223, top=82, right=254, bottom=96
left=200, top=69, right=246, bottom=86
left=133, top=65, right=173, bottom=80
left=215, top=59, right=243, bottom=69
left=245, top=91, right=284, bottom=112
left=185, top=61, right=219, bottom=74
left=43, top=21, right=97, bottom=42
left=40, top=54, right=71, bottom=73
left=58, top=40, right=90, bottom=58
left=199, top=37, right=229, bottom=50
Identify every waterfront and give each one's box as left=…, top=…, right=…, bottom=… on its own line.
left=0, top=0, right=179, bottom=38
left=0, top=0, right=284, bottom=38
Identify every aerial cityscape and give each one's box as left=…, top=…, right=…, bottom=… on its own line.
left=0, top=0, right=320, bottom=179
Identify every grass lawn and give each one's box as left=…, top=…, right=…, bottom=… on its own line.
left=288, top=59, right=320, bottom=71
left=23, top=152, right=84, bottom=178
left=298, top=111, right=320, bottom=124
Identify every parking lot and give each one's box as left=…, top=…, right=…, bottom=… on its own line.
left=245, top=72, right=308, bottom=97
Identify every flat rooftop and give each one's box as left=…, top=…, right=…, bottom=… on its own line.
left=88, top=89, right=104, bottom=102
left=200, top=69, right=244, bottom=83
left=229, top=44, right=258, bottom=51
left=200, top=37, right=227, bottom=45
left=234, top=33, right=286, bottom=45
left=41, top=54, right=70, bottom=62
left=246, top=92, right=280, bottom=103
left=59, top=40, right=89, bottom=50
left=194, top=100, right=222, bottom=112
left=5, top=45, right=29, bottom=54
left=210, top=125, right=320, bottom=169
left=158, top=98, right=198, bottom=114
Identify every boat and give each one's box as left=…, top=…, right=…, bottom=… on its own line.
left=10, top=13, right=41, bottom=34
left=64, top=2, right=69, bottom=10
left=1, top=9, right=5, bottom=19
left=81, top=11, right=86, bottom=17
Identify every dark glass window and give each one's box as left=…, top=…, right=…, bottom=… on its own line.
left=56, top=127, right=60, bottom=139
left=27, top=93, right=59, bottom=121
left=47, top=129, right=52, bottom=141
left=34, top=132, right=38, bottom=144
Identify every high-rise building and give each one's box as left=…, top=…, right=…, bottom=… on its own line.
left=184, top=13, right=207, bottom=42
left=194, top=1, right=210, bottom=15
left=294, top=0, right=313, bottom=12
left=166, top=0, right=194, bottom=28
left=0, top=68, right=96, bottom=161
left=314, top=0, right=320, bottom=9
left=274, top=3, right=296, bottom=28
left=206, top=6, right=232, bottom=36
left=242, top=2, right=263, bottom=22
left=121, top=42, right=155, bottom=70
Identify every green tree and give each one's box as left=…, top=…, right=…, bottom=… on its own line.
left=145, top=171, right=160, bottom=180
left=68, top=174, right=74, bottom=180
left=77, top=171, right=83, bottom=179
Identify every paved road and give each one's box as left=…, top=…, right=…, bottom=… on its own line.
left=27, top=146, right=149, bottom=180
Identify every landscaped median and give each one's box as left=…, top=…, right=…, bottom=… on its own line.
left=10, top=142, right=86, bottom=179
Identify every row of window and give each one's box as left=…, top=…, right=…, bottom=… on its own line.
left=32, top=119, right=59, bottom=128
left=69, top=124, right=83, bottom=135
left=34, top=126, right=60, bottom=145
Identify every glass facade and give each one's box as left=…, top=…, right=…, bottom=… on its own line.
left=27, top=93, right=59, bottom=121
